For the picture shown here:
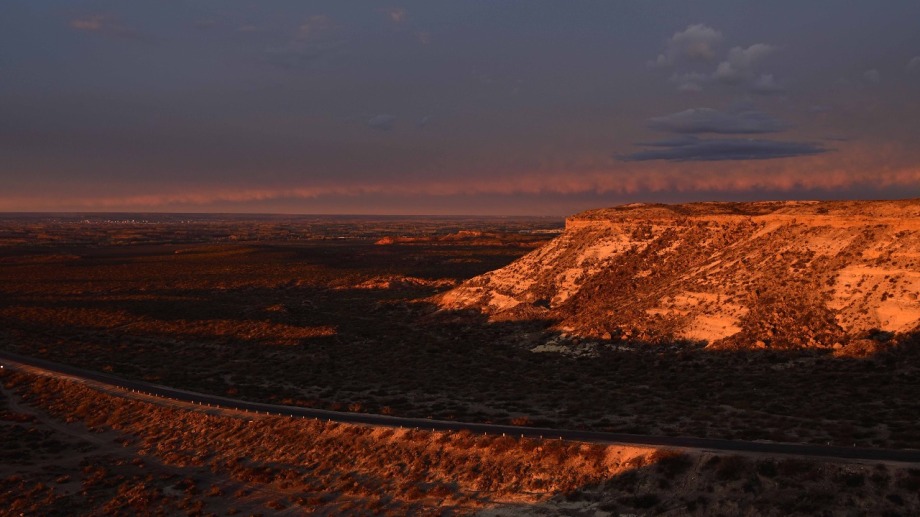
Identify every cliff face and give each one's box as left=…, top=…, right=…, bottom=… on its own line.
left=438, top=200, right=920, bottom=348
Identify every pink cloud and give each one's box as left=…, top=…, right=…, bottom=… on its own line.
left=69, top=14, right=139, bottom=39
left=379, top=8, right=407, bottom=24
left=2, top=144, right=918, bottom=212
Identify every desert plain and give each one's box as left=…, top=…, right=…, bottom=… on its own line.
left=2, top=201, right=920, bottom=515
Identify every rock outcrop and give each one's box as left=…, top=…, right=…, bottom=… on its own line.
left=438, top=200, right=920, bottom=348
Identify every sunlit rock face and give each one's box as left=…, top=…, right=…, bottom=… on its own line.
left=438, top=199, right=920, bottom=348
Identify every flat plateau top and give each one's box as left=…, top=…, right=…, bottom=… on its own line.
left=572, top=199, right=920, bottom=222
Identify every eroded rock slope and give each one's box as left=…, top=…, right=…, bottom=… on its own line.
left=438, top=200, right=920, bottom=348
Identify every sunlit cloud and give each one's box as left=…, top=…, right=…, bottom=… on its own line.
left=69, top=14, right=140, bottom=39
left=713, top=44, right=775, bottom=84
left=650, top=24, right=723, bottom=67
left=70, top=15, right=106, bottom=31
left=379, top=7, right=407, bottom=24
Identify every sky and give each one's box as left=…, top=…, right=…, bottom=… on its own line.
left=2, top=1, right=920, bottom=215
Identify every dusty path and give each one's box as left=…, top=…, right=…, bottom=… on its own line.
left=3, top=349, right=920, bottom=465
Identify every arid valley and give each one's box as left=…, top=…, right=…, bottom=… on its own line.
left=2, top=201, right=920, bottom=515
left=6, top=2, right=920, bottom=514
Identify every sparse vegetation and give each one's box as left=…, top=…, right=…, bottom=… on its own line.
left=2, top=206, right=920, bottom=514
left=1, top=368, right=655, bottom=514
left=5, top=368, right=920, bottom=515
left=1, top=214, right=919, bottom=448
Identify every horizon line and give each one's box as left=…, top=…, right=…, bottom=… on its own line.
left=0, top=210, right=567, bottom=219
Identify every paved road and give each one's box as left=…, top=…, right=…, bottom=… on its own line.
left=3, top=349, right=920, bottom=464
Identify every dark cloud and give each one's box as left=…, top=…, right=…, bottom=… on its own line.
left=623, top=136, right=827, bottom=161
left=909, top=56, right=920, bottom=71
left=864, top=69, right=880, bottom=84
left=648, top=108, right=786, bottom=134
left=750, top=73, right=785, bottom=95
left=669, top=72, right=707, bottom=92
left=636, top=135, right=700, bottom=147
left=368, top=114, right=396, bottom=131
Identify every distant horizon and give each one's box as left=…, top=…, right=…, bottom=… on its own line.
left=0, top=211, right=565, bottom=219
left=2, top=193, right=918, bottom=220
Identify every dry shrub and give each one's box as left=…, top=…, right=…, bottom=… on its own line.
left=510, top=416, right=534, bottom=426
left=6, top=370, right=653, bottom=514
left=0, top=305, right=336, bottom=346
left=775, top=458, right=822, bottom=486
left=650, top=449, right=693, bottom=479
left=0, top=411, right=35, bottom=423
left=833, top=339, right=882, bottom=358
left=624, top=454, right=647, bottom=469
left=756, top=460, right=778, bottom=478
left=707, top=455, right=749, bottom=481
left=618, top=493, right=660, bottom=509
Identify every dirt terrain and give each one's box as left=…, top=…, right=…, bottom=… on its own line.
left=4, top=368, right=920, bottom=516
left=439, top=199, right=920, bottom=349
left=3, top=212, right=920, bottom=450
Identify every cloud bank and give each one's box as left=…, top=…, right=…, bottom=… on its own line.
left=3, top=152, right=916, bottom=212
left=648, top=108, right=786, bottom=134
left=631, top=106, right=823, bottom=161
left=623, top=136, right=827, bottom=161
